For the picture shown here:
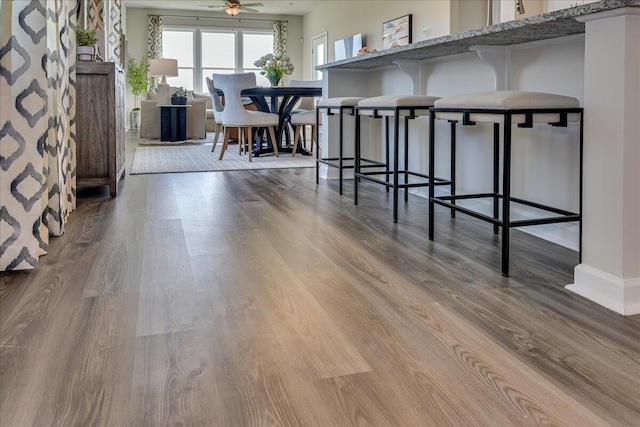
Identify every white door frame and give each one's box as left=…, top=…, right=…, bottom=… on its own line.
left=311, top=31, right=328, bottom=80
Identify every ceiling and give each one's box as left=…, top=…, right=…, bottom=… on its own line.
left=121, top=0, right=318, bottom=16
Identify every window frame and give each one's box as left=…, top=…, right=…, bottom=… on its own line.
left=163, top=26, right=273, bottom=93
left=162, top=28, right=197, bottom=90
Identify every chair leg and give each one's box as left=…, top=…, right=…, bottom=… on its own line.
left=247, top=126, right=253, bottom=162
left=212, top=123, right=221, bottom=152
left=310, top=125, right=315, bottom=153
left=238, top=127, right=244, bottom=155
left=219, top=127, right=232, bottom=160
left=292, top=126, right=301, bottom=156
left=302, top=125, right=307, bottom=150
left=268, top=126, right=279, bottom=157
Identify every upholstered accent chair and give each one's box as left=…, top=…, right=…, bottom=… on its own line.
left=205, top=77, right=225, bottom=149
left=289, top=79, right=322, bottom=155
left=213, top=73, right=279, bottom=162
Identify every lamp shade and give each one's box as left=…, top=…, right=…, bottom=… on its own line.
left=149, top=58, right=178, bottom=78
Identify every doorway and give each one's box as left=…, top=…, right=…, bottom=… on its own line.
left=311, top=32, right=328, bottom=81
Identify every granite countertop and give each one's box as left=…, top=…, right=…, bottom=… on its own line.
left=318, top=0, right=640, bottom=70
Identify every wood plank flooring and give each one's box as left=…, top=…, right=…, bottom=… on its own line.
left=1, top=133, right=639, bottom=426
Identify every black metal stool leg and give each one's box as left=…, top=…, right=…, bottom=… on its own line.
left=354, top=110, right=361, bottom=206
left=385, top=116, right=390, bottom=192
left=429, top=112, right=436, bottom=240
left=315, top=108, right=320, bottom=185
left=339, top=107, right=344, bottom=195
left=501, top=114, right=512, bottom=277
left=393, top=110, right=400, bottom=223
left=404, top=115, right=410, bottom=202
left=493, top=123, right=500, bottom=234
left=450, top=121, right=456, bottom=218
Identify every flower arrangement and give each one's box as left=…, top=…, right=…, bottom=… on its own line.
left=253, top=53, right=294, bottom=86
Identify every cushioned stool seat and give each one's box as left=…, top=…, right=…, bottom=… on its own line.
left=316, top=97, right=385, bottom=195
left=428, top=90, right=583, bottom=276
left=318, top=97, right=366, bottom=108
left=355, top=95, right=451, bottom=223
left=434, top=91, right=581, bottom=124
left=358, top=95, right=441, bottom=117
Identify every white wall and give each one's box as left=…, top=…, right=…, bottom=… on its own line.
left=302, top=1, right=491, bottom=80
left=302, top=1, right=454, bottom=80
left=123, top=6, right=303, bottom=115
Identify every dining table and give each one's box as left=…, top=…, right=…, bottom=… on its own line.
left=217, top=86, right=322, bottom=157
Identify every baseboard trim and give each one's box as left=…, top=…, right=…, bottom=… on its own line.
left=567, top=264, right=640, bottom=316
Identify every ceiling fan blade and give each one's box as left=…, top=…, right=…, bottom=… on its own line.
left=200, top=5, right=225, bottom=9
left=241, top=2, right=264, bottom=6
left=240, top=7, right=260, bottom=13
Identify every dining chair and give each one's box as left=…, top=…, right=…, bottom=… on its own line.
left=205, top=77, right=225, bottom=152
left=213, top=73, right=280, bottom=162
left=289, top=79, right=322, bottom=155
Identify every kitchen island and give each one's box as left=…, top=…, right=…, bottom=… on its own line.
left=317, top=0, right=640, bottom=315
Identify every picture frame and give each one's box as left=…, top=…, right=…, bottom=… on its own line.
left=383, top=14, right=412, bottom=49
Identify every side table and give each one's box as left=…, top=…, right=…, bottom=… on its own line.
left=157, top=105, right=191, bottom=142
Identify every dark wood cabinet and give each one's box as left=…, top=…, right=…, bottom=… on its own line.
left=76, top=62, right=125, bottom=197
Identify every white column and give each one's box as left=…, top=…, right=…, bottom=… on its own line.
left=566, top=8, right=640, bottom=315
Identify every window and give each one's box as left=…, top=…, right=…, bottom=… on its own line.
left=162, top=29, right=195, bottom=90
left=163, top=27, right=273, bottom=93
left=242, top=32, right=274, bottom=87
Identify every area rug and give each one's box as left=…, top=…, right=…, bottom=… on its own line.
left=130, top=142, right=315, bottom=175
left=138, top=136, right=214, bottom=146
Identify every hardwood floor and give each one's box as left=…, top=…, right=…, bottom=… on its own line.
left=1, top=133, right=639, bottom=426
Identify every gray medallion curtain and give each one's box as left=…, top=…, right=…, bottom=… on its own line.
left=106, top=0, right=122, bottom=62
left=0, top=0, right=78, bottom=271
left=147, top=15, right=163, bottom=89
left=273, top=20, right=287, bottom=56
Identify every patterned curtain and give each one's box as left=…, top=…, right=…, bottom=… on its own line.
left=106, top=0, right=121, bottom=63
left=273, top=20, right=287, bottom=56
left=0, top=0, right=77, bottom=271
left=147, top=15, right=163, bottom=89
left=87, top=0, right=104, bottom=30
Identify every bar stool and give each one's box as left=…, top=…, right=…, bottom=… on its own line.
left=428, top=91, right=583, bottom=276
left=355, top=95, right=451, bottom=223
left=316, top=98, right=386, bottom=195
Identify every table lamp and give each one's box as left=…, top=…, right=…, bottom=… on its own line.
left=149, top=58, right=178, bottom=105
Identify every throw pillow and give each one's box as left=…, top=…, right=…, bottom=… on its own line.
left=146, top=90, right=157, bottom=100
left=169, top=86, right=184, bottom=96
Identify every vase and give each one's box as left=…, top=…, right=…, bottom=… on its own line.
left=129, top=109, right=140, bottom=130
left=267, top=75, right=282, bottom=87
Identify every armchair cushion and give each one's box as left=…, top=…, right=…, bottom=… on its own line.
left=191, top=92, right=213, bottom=110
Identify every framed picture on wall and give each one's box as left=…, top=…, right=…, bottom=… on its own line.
left=382, top=14, right=412, bottom=49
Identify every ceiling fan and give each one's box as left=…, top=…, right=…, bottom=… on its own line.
left=199, top=0, right=264, bottom=16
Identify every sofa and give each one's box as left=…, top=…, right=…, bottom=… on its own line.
left=190, top=92, right=218, bottom=133
left=139, top=88, right=207, bottom=140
